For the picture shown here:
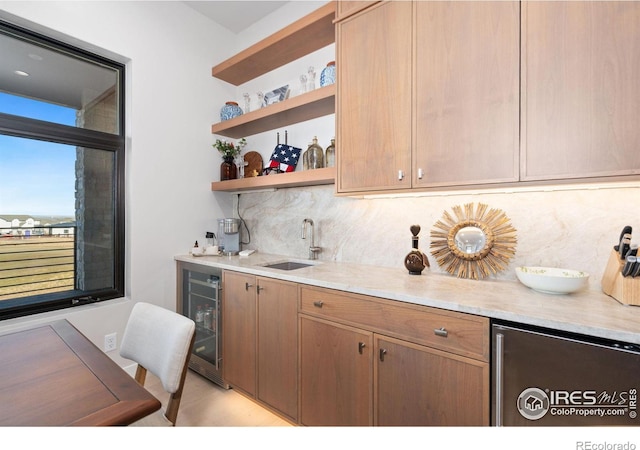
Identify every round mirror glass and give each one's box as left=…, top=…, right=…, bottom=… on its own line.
left=454, top=226, right=486, bottom=254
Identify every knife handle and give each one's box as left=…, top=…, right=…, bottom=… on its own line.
left=615, top=226, right=633, bottom=252
left=622, top=256, right=637, bottom=277
left=632, top=261, right=640, bottom=278
left=620, top=233, right=632, bottom=260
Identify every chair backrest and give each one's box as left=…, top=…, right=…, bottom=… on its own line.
left=120, top=302, right=195, bottom=425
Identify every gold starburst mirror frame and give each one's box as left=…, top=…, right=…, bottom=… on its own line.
left=430, top=203, right=517, bottom=280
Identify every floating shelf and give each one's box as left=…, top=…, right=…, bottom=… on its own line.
left=212, top=2, right=336, bottom=86
left=212, top=85, right=335, bottom=139
left=211, top=167, right=335, bottom=193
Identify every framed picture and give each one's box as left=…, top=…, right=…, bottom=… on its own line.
left=262, top=85, right=290, bottom=106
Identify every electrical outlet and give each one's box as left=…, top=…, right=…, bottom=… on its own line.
left=104, top=332, right=117, bottom=352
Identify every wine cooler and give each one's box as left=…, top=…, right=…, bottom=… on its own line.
left=177, top=261, right=228, bottom=388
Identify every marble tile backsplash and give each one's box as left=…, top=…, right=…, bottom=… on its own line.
left=237, top=183, right=640, bottom=291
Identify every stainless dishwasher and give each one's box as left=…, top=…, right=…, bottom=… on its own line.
left=492, top=321, right=640, bottom=426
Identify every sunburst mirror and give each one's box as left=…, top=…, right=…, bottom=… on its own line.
left=430, top=203, right=517, bottom=280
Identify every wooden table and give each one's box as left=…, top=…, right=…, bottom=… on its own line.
left=0, top=319, right=161, bottom=426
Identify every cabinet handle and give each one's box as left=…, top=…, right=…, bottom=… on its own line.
left=434, top=327, right=448, bottom=338
left=313, top=300, right=323, bottom=308
left=379, top=348, right=387, bottom=362
left=245, top=282, right=253, bottom=291
left=417, top=168, right=424, bottom=179
left=495, top=333, right=505, bottom=426
left=257, top=285, right=264, bottom=293
left=397, top=170, right=404, bottom=181
left=358, top=342, right=366, bottom=354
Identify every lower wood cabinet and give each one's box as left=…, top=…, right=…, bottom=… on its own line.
left=299, top=286, right=490, bottom=426
left=299, top=316, right=373, bottom=426
left=375, top=335, right=488, bottom=426
left=222, top=271, right=298, bottom=422
left=223, top=271, right=489, bottom=426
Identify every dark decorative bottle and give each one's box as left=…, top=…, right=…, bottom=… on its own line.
left=220, top=155, right=237, bottom=180
left=404, top=225, right=429, bottom=275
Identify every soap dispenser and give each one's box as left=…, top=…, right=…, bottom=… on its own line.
left=404, top=225, right=429, bottom=275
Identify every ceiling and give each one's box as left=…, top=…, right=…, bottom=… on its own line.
left=184, top=1, right=288, bottom=33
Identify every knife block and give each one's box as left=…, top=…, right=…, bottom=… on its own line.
left=601, top=249, right=640, bottom=306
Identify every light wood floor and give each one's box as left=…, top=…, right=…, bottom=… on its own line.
left=143, top=369, right=292, bottom=427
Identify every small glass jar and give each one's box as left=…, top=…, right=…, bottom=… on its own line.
left=303, top=136, right=324, bottom=170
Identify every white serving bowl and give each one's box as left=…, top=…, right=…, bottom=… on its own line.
left=515, top=267, right=589, bottom=295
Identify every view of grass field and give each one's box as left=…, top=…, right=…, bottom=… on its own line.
left=0, top=236, right=75, bottom=301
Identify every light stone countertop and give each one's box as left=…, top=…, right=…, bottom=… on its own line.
left=175, top=252, right=640, bottom=345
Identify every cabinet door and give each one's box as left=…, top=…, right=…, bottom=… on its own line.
left=414, top=1, right=520, bottom=187
left=522, top=1, right=640, bottom=180
left=222, top=271, right=256, bottom=395
left=299, top=315, right=373, bottom=426
left=336, top=1, right=379, bottom=21
left=336, top=1, right=412, bottom=193
left=375, top=335, right=489, bottom=426
left=257, top=277, right=298, bottom=421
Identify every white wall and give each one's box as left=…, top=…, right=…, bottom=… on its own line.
left=0, top=1, right=234, bottom=367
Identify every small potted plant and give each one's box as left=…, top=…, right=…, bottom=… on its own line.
left=214, top=138, right=246, bottom=180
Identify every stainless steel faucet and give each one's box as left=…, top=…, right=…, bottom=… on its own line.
left=302, top=218, right=321, bottom=260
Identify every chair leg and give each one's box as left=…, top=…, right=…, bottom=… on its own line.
left=134, top=365, right=147, bottom=386
left=164, top=332, right=196, bottom=426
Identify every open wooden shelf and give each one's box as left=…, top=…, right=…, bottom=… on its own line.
left=212, top=2, right=336, bottom=86
left=212, top=85, right=335, bottom=139
left=211, top=167, right=335, bottom=193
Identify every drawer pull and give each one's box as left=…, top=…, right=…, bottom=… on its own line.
left=434, top=327, right=448, bottom=338
left=379, top=348, right=387, bottom=362
left=245, top=282, right=254, bottom=291
left=313, top=301, right=324, bottom=308
left=257, top=285, right=264, bottom=293
left=358, top=342, right=366, bottom=354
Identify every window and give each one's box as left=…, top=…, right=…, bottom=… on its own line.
left=0, top=21, right=125, bottom=319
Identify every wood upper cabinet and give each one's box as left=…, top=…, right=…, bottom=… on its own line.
left=337, top=1, right=519, bottom=193
left=336, top=1, right=413, bottom=193
left=336, top=0, right=379, bottom=21
left=222, top=271, right=256, bottom=396
left=222, top=271, right=298, bottom=421
left=414, top=1, right=520, bottom=187
left=521, top=1, right=640, bottom=181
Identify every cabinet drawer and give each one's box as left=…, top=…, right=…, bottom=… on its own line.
left=299, top=286, right=489, bottom=361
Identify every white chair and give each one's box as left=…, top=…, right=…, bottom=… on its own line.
left=120, top=302, right=196, bottom=426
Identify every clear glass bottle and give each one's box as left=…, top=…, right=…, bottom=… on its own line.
left=303, top=136, right=324, bottom=170
left=325, top=138, right=335, bottom=167
left=195, top=305, right=204, bottom=327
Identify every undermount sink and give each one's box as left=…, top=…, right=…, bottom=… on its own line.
left=262, top=261, right=314, bottom=271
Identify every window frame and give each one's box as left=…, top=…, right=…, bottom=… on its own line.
left=0, top=20, right=125, bottom=320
